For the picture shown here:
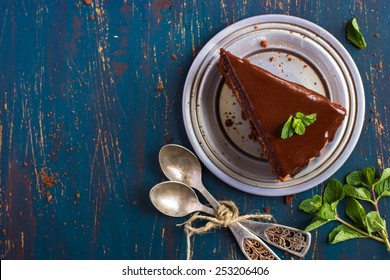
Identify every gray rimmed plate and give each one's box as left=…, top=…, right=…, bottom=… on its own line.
left=182, top=15, right=365, bottom=196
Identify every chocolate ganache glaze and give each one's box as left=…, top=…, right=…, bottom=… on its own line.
left=218, top=48, right=347, bottom=180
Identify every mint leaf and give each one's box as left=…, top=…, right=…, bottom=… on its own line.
left=346, top=198, right=367, bottom=228
left=299, top=195, right=322, bottom=213
left=374, top=168, right=390, bottom=186
left=280, top=112, right=317, bottom=139
left=362, top=166, right=375, bottom=186
left=374, top=168, right=390, bottom=200
left=292, top=118, right=305, bottom=135
left=317, top=203, right=337, bottom=220
left=328, top=224, right=366, bottom=244
left=323, top=179, right=345, bottom=209
left=347, top=17, right=367, bottom=49
left=281, top=116, right=294, bottom=139
left=344, top=184, right=373, bottom=203
left=364, top=211, right=387, bottom=234
left=346, top=170, right=366, bottom=186
left=376, top=177, right=390, bottom=200
left=296, top=112, right=317, bottom=126
left=305, top=216, right=329, bottom=231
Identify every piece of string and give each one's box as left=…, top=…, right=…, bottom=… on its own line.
left=177, top=200, right=273, bottom=260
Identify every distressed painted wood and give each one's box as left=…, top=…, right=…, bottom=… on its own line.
left=0, top=0, right=389, bottom=260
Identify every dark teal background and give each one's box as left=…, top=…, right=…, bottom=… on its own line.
left=0, top=0, right=389, bottom=260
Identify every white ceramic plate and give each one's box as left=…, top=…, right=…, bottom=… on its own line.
left=183, top=15, right=365, bottom=196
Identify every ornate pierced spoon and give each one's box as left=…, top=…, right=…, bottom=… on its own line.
left=150, top=181, right=280, bottom=260
left=158, top=144, right=311, bottom=258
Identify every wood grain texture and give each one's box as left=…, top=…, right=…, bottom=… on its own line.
left=0, top=0, right=389, bottom=260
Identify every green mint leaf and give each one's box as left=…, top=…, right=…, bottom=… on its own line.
left=346, top=198, right=367, bottom=229
left=346, top=170, right=366, bottom=186
left=292, top=118, right=305, bottom=135
left=280, top=112, right=317, bottom=139
left=296, top=112, right=317, bottom=126
left=373, top=168, right=390, bottom=186
left=362, top=166, right=375, bottom=186
left=344, top=184, right=373, bottom=203
left=281, top=115, right=294, bottom=139
left=323, top=179, right=345, bottom=209
left=364, top=211, right=387, bottom=234
left=299, top=195, right=322, bottom=213
left=374, top=168, right=390, bottom=200
left=347, top=17, right=367, bottom=49
left=328, top=224, right=366, bottom=244
left=316, top=203, right=337, bottom=221
left=305, top=216, right=329, bottom=231
left=375, top=178, right=390, bottom=200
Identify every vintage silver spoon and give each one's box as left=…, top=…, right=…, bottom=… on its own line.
left=150, top=181, right=280, bottom=260
left=158, top=144, right=311, bottom=258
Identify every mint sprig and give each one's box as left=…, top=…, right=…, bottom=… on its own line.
left=299, top=166, right=390, bottom=250
left=281, top=112, right=317, bottom=139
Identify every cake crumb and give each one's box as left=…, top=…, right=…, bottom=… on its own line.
left=260, top=40, right=268, bottom=48
left=269, top=56, right=275, bottom=62
left=373, top=33, right=380, bottom=38
left=1, top=229, right=7, bottom=235
left=84, top=0, right=92, bottom=4
left=171, top=53, right=178, bottom=60
left=89, top=15, right=95, bottom=20
left=263, top=207, right=270, bottom=213
left=75, top=193, right=81, bottom=199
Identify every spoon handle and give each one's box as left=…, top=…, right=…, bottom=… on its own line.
left=239, top=219, right=311, bottom=258
left=228, top=222, right=280, bottom=260
left=197, top=186, right=280, bottom=260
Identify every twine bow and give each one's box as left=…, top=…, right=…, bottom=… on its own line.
left=178, top=200, right=272, bottom=260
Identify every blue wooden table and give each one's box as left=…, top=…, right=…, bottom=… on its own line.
left=0, top=0, right=389, bottom=260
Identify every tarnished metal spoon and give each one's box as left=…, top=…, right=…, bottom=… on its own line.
left=158, top=144, right=311, bottom=258
left=150, top=181, right=280, bottom=260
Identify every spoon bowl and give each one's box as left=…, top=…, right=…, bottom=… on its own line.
left=159, top=144, right=203, bottom=190
left=149, top=181, right=214, bottom=217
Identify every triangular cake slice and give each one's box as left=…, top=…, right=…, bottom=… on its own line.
left=218, top=48, right=346, bottom=181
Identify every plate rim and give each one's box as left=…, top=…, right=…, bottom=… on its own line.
left=182, top=14, right=365, bottom=196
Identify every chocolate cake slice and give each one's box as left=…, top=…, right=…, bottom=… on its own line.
left=218, top=48, right=346, bottom=181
